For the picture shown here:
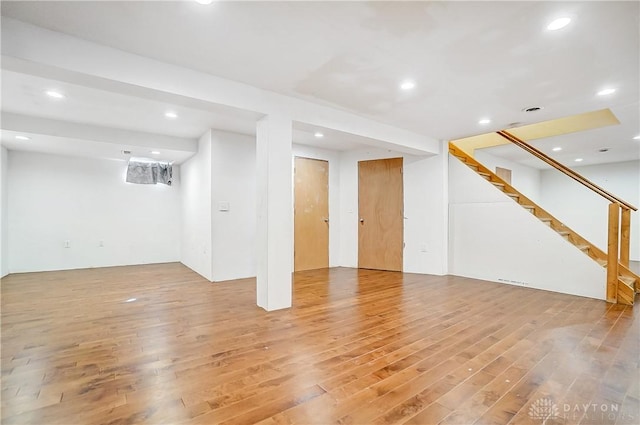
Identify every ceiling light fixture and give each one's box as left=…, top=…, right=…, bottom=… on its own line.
left=151, top=151, right=161, bottom=155
left=574, top=158, right=583, bottom=162
left=547, top=17, right=571, bottom=31
left=598, top=148, right=610, bottom=153
left=45, top=90, right=65, bottom=99
left=552, top=147, right=562, bottom=152
left=523, top=106, right=543, bottom=112
left=633, top=135, right=640, bottom=140
left=478, top=118, right=491, bottom=125
left=195, top=0, right=213, bottom=4
left=314, top=132, right=324, bottom=138
left=400, top=80, right=416, bottom=91
left=15, top=135, right=31, bottom=141
left=597, top=88, right=616, bottom=96
left=164, top=111, right=178, bottom=119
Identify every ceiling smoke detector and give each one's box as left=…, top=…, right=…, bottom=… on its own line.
left=523, top=106, right=543, bottom=113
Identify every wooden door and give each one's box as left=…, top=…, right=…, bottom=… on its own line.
left=358, top=158, right=403, bottom=271
left=294, top=157, right=329, bottom=271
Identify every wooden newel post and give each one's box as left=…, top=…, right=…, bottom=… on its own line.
left=620, top=208, right=631, bottom=268
left=607, top=203, right=620, bottom=303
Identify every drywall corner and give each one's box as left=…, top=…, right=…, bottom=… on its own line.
left=180, top=130, right=213, bottom=281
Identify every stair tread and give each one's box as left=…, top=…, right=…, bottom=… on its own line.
left=620, top=275, right=636, bottom=285
left=557, top=230, right=571, bottom=235
left=540, top=217, right=552, bottom=222
left=506, top=193, right=519, bottom=198
left=576, top=244, right=589, bottom=250
left=597, top=259, right=607, bottom=266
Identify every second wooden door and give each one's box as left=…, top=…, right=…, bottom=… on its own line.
left=358, top=157, right=404, bottom=271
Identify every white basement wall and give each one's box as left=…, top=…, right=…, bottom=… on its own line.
left=292, top=144, right=341, bottom=267
left=474, top=150, right=542, bottom=203
left=181, top=132, right=344, bottom=282
left=449, top=156, right=605, bottom=300
left=7, top=151, right=181, bottom=273
left=540, top=160, right=640, bottom=261
left=339, top=146, right=448, bottom=275
left=1, top=147, right=8, bottom=277
left=210, top=130, right=256, bottom=282
left=181, top=130, right=213, bottom=280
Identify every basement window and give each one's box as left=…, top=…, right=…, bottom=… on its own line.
left=126, top=158, right=173, bottom=186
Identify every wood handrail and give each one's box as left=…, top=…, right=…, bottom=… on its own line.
left=497, top=130, right=637, bottom=211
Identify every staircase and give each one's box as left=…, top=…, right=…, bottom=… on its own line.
left=449, top=142, right=639, bottom=305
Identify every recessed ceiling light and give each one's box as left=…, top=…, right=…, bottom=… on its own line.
left=314, top=132, right=324, bottom=138
left=478, top=118, right=491, bottom=125
left=45, top=90, right=65, bottom=99
left=400, top=80, right=416, bottom=91
left=195, top=0, right=213, bottom=4
left=164, top=111, right=178, bottom=119
left=151, top=151, right=161, bottom=155
left=597, top=88, right=616, bottom=96
left=574, top=158, right=583, bottom=162
left=15, top=135, right=31, bottom=141
left=633, top=135, right=640, bottom=140
left=547, top=17, right=571, bottom=31
left=552, top=147, right=562, bottom=152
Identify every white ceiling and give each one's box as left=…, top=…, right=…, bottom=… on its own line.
left=1, top=1, right=639, bottom=166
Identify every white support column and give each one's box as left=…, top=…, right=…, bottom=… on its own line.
left=440, top=140, right=450, bottom=276
left=256, top=114, right=293, bottom=311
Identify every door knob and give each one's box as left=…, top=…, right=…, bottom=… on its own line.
left=323, top=218, right=329, bottom=223
left=359, top=218, right=364, bottom=223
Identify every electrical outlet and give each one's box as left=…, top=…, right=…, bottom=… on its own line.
left=99, top=240, right=104, bottom=247
left=64, top=240, right=70, bottom=248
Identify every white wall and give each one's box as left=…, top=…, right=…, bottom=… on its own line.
left=339, top=148, right=448, bottom=275
left=1, top=147, right=8, bottom=277
left=292, top=144, right=341, bottom=267
left=211, top=130, right=256, bottom=281
left=540, top=160, right=640, bottom=261
left=449, top=156, right=605, bottom=300
left=180, top=131, right=213, bottom=280
left=7, top=151, right=181, bottom=273
left=474, top=150, right=542, bottom=203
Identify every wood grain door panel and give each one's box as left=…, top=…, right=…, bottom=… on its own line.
left=294, top=157, right=329, bottom=271
left=358, top=158, right=403, bottom=271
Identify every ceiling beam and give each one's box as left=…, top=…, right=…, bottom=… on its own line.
left=1, top=17, right=439, bottom=156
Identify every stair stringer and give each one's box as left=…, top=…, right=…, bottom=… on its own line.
left=449, top=155, right=606, bottom=300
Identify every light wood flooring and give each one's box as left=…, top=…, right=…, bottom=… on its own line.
left=1, top=264, right=638, bottom=424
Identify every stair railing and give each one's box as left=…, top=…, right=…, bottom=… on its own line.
left=496, top=130, right=637, bottom=303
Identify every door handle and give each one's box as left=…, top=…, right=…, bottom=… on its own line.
left=359, top=218, right=364, bottom=224
left=323, top=218, right=329, bottom=223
